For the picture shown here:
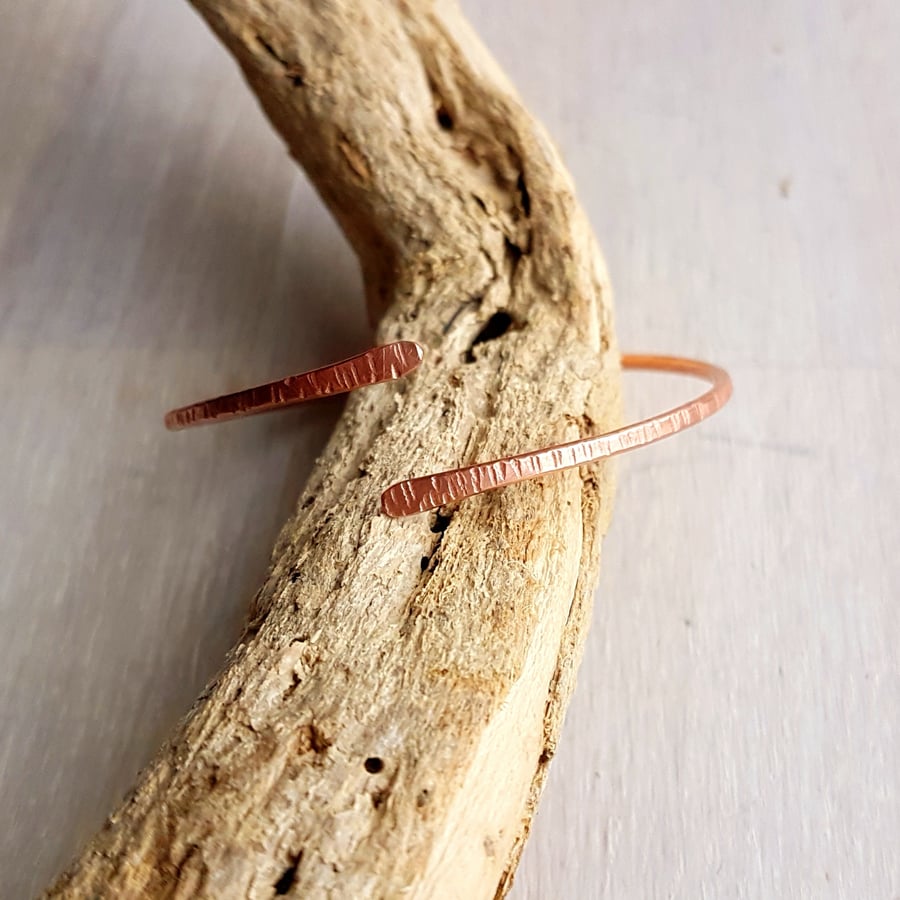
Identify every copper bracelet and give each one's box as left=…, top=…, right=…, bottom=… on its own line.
left=380, top=354, right=732, bottom=517
left=164, top=341, right=424, bottom=430
left=166, top=347, right=731, bottom=518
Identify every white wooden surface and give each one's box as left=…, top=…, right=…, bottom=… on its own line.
left=1, top=1, right=897, bottom=897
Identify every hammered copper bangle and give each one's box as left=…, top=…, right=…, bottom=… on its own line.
left=380, top=354, right=732, bottom=517
left=165, top=341, right=424, bottom=430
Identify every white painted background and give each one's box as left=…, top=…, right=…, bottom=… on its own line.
left=1, top=2, right=897, bottom=897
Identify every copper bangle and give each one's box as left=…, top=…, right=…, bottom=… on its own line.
left=165, top=341, right=424, bottom=430
left=380, top=353, right=732, bottom=517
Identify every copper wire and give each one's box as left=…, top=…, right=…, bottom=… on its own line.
left=380, top=353, right=732, bottom=517
left=165, top=340, right=424, bottom=430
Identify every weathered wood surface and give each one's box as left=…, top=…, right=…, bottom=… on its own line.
left=27, top=0, right=620, bottom=896
left=1, top=1, right=898, bottom=898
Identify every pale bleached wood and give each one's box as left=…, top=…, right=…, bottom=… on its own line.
left=43, top=1, right=619, bottom=896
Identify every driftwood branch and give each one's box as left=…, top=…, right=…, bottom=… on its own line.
left=46, top=1, right=620, bottom=896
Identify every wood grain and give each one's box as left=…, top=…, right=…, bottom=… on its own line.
left=1, top=0, right=898, bottom=898
left=25, top=0, right=622, bottom=896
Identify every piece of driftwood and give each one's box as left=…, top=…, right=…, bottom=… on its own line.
left=45, top=1, right=620, bottom=896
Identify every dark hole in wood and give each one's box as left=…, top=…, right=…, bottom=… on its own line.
left=430, top=511, right=453, bottom=534
left=464, top=311, right=515, bottom=362
left=504, top=236, right=523, bottom=264
left=517, top=173, right=531, bottom=217
left=257, top=35, right=283, bottom=63
left=274, top=853, right=302, bottom=895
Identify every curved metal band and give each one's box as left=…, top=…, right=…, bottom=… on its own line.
left=380, top=353, right=732, bottom=517
left=165, top=341, right=424, bottom=430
